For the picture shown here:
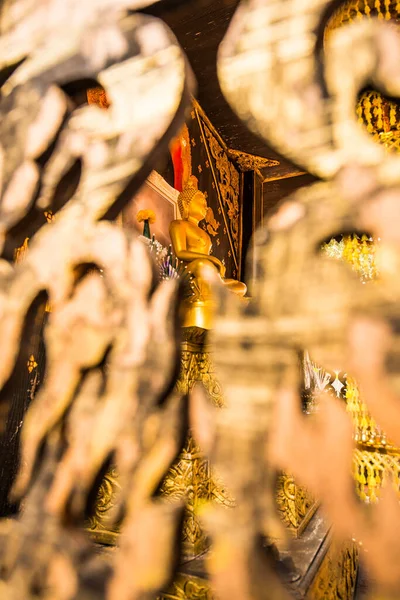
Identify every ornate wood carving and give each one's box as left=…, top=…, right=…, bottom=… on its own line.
left=228, top=149, right=280, bottom=180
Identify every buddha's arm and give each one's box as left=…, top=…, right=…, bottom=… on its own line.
left=169, top=221, right=225, bottom=274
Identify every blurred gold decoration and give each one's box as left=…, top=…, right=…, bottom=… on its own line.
left=161, top=435, right=211, bottom=557
left=159, top=574, right=213, bottom=600
left=323, top=235, right=400, bottom=508
left=159, top=328, right=229, bottom=559
left=326, top=0, right=400, bottom=152
left=26, top=355, right=38, bottom=373
left=216, top=0, right=400, bottom=593
left=346, top=376, right=390, bottom=450
left=347, top=377, right=400, bottom=505
left=322, top=228, right=400, bottom=524
left=14, top=237, right=29, bottom=264
left=325, top=0, right=400, bottom=36
left=87, top=468, right=121, bottom=545
left=44, top=210, right=55, bottom=223
left=90, top=326, right=229, bottom=556
left=353, top=449, right=400, bottom=504
left=323, top=234, right=378, bottom=281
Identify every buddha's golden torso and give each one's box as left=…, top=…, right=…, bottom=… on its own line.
left=185, top=222, right=212, bottom=255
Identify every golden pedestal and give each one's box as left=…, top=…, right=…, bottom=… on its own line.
left=160, top=327, right=233, bottom=559
left=87, top=328, right=358, bottom=599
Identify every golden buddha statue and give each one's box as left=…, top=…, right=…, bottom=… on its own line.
left=170, top=176, right=246, bottom=330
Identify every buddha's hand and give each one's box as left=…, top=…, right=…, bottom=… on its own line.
left=211, top=257, right=225, bottom=278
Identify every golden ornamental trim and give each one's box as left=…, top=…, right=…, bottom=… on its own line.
left=228, top=149, right=280, bottom=173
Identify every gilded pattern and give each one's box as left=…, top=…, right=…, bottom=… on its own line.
left=346, top=376, right=390, bottom=451
left=202, top=124, right=240, bottom=258
left=160, top=435, right=210, bottom=556
left=228, top=149, right=280, bottom=180
left=86, top=468, right=121, bottom=545
left=322, top=236, right=400, bottom=513
left=352, top=449, right=400, bottom=504
left=14, top=237, right=29, bottom=264
left=323, top=235, right=378, bottom=282
left=308, top=540, right=358, bottom=600
left=228, top=149, right=279, bottom=171
left=326, top=0, right=400, bottom=35
left=161, top=331, right=231, bottom=557
left=176, top=341, right=224, bottom=408
left=204, top=207, right=220, bottom=237
left=275, top=474, right=317, bottom=537
left=159, top=575, right=213, bottom=600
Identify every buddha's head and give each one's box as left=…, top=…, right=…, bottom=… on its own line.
left=178, top=176, right=208, bottom=222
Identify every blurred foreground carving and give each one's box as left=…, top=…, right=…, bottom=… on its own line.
left=0, top=0, right=193, bottom=597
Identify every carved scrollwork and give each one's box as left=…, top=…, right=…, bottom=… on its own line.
left=87, top=468, right=121, bottom=544
left=0, top=0, right=194, bottom=597
left=203, top=125, right=240, bottom=256
left=177, top=331, right=224, bottom=407
left=276, top=474, right=317, bottom=537
left=228, top=149, right=280, bottom=172
left=159, top=575, right=213, bottom=600
left=162, top=332, right=227, bottom=557
left=161, top=435, right=210, bottom=556
left=308, top=540, right=358, bottom=600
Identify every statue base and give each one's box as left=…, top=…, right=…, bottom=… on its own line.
left=86, top=327, right=358, bottom=599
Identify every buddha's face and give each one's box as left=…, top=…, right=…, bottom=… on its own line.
left=188, top=191, right=208, bottom=221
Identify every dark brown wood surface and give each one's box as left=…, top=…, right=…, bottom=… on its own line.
left=144, top=0, right=301, bottom=174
